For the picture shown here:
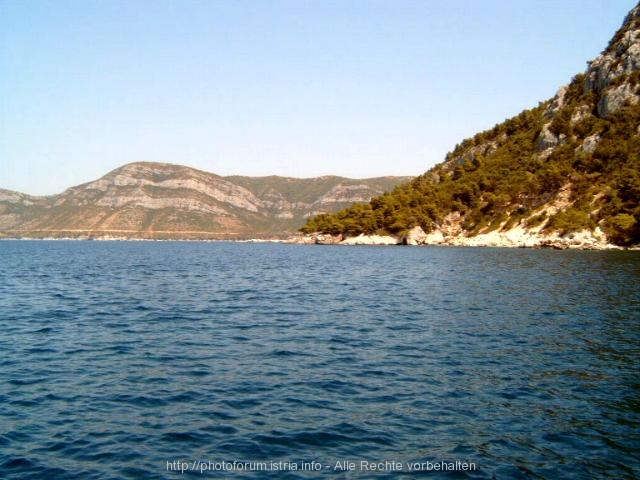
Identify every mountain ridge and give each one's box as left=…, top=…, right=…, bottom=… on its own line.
left=0, top=161, right=410, bottom=240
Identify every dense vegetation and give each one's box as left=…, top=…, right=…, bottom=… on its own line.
left=300, top=70, right=640, bottom=246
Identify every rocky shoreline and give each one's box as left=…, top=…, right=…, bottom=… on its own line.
left=289, top=225, right=631, bottom=250
left=2, top=227, right=636, bottom=250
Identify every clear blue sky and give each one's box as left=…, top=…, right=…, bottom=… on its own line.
left=1, top=0, right=637, bottom=195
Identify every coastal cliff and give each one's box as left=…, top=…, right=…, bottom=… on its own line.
left=301, top=4, right=640, bottom=249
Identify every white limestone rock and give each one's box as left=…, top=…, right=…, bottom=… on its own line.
left=577, top=133, right=601, bottom=154
left=341, top=234, right=398, bottom=245
left=403, top=226, right=428, bottom=245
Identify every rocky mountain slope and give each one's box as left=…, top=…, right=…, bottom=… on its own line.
left=0, top=162, right=409, bottom=239
left=301, top=3, right=640, bottom=248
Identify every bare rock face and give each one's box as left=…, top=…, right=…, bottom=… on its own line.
left=314, top=233, right=344, bottom=245
left=449, top=140, right=500, bottom=169
left=585, top=4, right=640, bottom=116
left=597, top=82, right=640, bottom=116
left=400, top=226, right=447, bottom=245
left=340, top=234, right=398, bottom=245
left=543, top=85, right=569, bottom=119
left=534, top=5, right=640, bottom=124
left=586, top=29, right=640, bottom=92
left=536, top=123, right=562, bottom=151
left=402, top=226, right=429, bottom=245
left=578, top=133, right=601, bottom=154
left=570, top=105, right=592, bottom=124
left=78, top=163, right=262, bottom=213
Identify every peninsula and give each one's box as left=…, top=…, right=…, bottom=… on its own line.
left=301, top=4, right=640, bottom=249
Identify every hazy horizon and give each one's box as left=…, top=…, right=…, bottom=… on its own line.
left=1, top=0, right=637, bottom=195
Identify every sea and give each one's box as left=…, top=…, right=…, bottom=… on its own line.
left=0, top=240, right=638, bottom=479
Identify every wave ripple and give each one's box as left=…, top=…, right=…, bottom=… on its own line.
left=0, top=241, right=639, bottom=479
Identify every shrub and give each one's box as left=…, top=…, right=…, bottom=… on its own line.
left=545, top=209, right=594, bottom=235
left=605, top=213, right=638, bottom=245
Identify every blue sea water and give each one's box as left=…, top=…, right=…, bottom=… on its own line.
left=0, top=241, right=638, bottom=479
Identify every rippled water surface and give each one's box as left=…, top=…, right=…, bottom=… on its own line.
left=0, top=241, right=639, bottom=479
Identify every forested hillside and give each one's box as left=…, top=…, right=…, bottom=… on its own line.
left=301, top=4, right=640, bottom=247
